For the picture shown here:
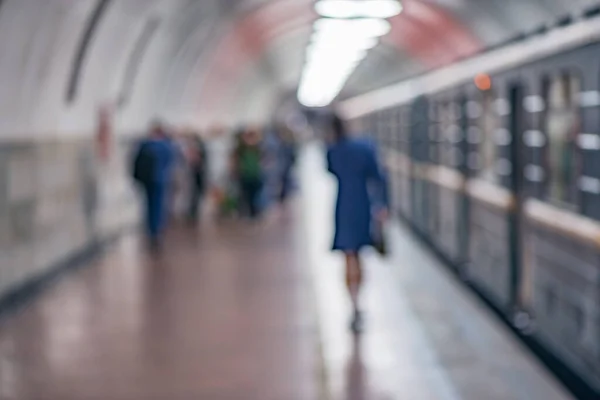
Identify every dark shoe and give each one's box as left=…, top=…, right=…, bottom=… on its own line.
left=350, top=310, right=364, bottom=334
left=186, top=217, right=198, bottom=227
left=148, top=236, right=161, bottom=253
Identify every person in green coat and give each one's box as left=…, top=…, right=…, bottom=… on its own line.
left=234, top=128, right=265, bottom=218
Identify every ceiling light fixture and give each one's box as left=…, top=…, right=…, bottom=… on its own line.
left=315, top=0, right=403, bottom=19
left=298, top=1, right=401, bottom=108
left=313, top=18, right=391, bottom=37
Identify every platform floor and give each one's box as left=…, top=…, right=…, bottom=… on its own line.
left=0, top=147, right=573, bottom=400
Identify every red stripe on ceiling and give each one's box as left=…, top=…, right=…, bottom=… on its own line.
left=200, top=17, right=314, bottom=119
left=386, top=14, right=455, bottom=68
left=385, top=0, right=482, bottom=68
left=197, top=0, right=314, bottom=116
left=195, top=0, right=483, bottom=118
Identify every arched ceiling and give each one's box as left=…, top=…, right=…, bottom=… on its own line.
left=0, top=0, right=597, bottom=137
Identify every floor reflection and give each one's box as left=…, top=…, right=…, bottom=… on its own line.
left=345, top=335, right=367, bottom=400
left=342, top=335, right=396, bottom=400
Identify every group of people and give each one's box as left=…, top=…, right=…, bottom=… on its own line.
left=131, top=121, right=298, bottom=249
left=132, top=114, right=389, bottom=335
left=220, top=126, right=297, bottom=218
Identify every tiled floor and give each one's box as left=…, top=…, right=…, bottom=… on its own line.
left=0, top=215, right=319, bottom=400
left=0, top=146, right=574, bottom=400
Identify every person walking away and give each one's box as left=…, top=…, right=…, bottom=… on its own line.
left=169, top=130, right=189, bottom=221
left=132, top=121, right=177, bottom=249
left=278, top=127, right=298, bottom=204
left=326, top=114, right=388, bottom=334
left=235, top=129, right=264, bottom=219
left=187, top=133, right=208, bottom=224
left=206, top=127, right=234, bottom=218
left=259, top=127, right=281, bottom=208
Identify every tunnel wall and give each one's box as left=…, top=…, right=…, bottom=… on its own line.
left=0, top=0, right=289, bottom=304
left=0, top=137, right=139, bottom=300
left=0, top=1, right=154, bottom=303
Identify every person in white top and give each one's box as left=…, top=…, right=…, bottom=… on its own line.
left=205, top=126, right=235, bottom=214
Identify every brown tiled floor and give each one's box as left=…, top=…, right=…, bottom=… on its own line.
left=0, top=214, right=320, bottom=400
left=0, top=146, right=576, bottom=400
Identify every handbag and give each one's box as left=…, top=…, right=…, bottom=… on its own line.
left=372, top=219, right=388, bottom=257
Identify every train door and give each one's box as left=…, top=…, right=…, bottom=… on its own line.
left=428, top=101, right=440, bottom=242
left=400, top=105, right=412, bottom=219
left=391, top=108, right=402, bottom=217
left=507, top=83, right=526, bottom=309
left=457, top=95, right=471, bottom=267
left=410, top=96, right=430, bottom=234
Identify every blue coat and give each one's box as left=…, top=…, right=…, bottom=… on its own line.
left=136, top=137, right=178, bottom=238
left=138, top=138, right=178, bottom=186
left=327, top=138, right=388, bottom=252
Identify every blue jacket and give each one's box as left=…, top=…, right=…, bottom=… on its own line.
left=137, top=137, right=178, bottom=186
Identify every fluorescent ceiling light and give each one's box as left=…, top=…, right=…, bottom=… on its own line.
left=308, top=39, right=378, bottom=56
left=297, top=13, right=393, bottom=107
left=313, top=18, right=391, bottom=37
left=315, top=0, right=403, bottom=19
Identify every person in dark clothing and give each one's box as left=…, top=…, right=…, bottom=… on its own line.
left=277, top=127, right=298, bottom=204
left=187, top=133, right=208, bottom=224
left=234, top=128, right=264, bottom=219
left=132, top=121, right=177, bottom=249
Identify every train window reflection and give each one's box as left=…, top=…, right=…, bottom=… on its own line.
left=439, top=100, right=459, bottom=167
left=478, top=90, right=499, bottom=182
left=544, top=72, right=581, bottom=206
left=401, top=106, right=410, bottom=153
left=429, top=103, right=440, bottom=163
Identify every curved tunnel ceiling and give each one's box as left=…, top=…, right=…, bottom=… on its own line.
left=0, top=0, right=597, bottom=136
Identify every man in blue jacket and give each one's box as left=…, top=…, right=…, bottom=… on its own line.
left=133, top=121, right=177, bottom=249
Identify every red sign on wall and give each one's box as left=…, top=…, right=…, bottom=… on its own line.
left=97, top=105, right=112, bottom=162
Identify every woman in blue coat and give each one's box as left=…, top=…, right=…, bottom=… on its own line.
left=327, top=115, right=388, bottom=333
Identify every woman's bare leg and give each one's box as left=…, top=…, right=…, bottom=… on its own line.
left=345, top=252, right=363, bottom=332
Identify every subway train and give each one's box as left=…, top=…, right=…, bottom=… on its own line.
left=339, top=11, right=600, bottom=396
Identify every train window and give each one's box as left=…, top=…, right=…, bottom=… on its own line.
left=382, top=111, right=387, bottom=143
left=438, top=101, right=458, bottom=167
left=437, top=102, right=447, bottom=165
left=386, top=109, right=394, bottom=147
left=429, top=103, right=439, bottom=163
left=400, top=106, right=409, bottom=153
left=543, top=72, right=581, bottom=206
left=389, top=109, right=395, bottom=147
left=477, top=90, right=499, bottom=182
left=545, top=286, right=557, bottom=314
left=375, top=112, right=382, bottom=143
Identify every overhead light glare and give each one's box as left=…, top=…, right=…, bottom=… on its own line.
left=308, top=39, right=378, bottom=53
left=315, top=0, right=403, bottom=19
left=298, top=14, right=394, bottom=108
left=313, top=18, right=391, bottom=38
